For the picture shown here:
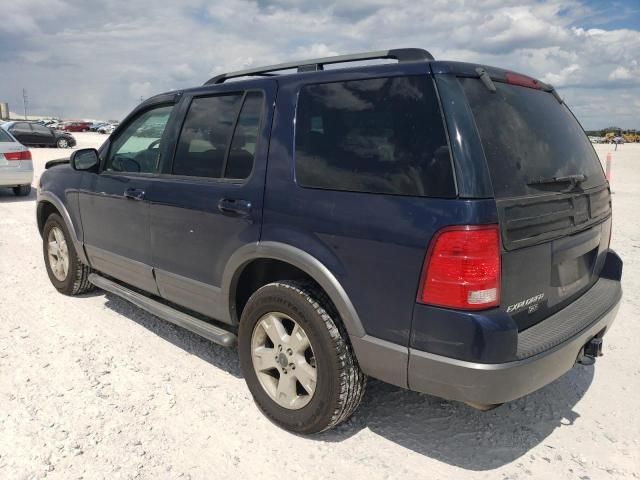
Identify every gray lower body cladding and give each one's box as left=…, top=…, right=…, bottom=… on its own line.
left=408, top=297, right=619, bottom=404
left=352, top=276, right=621, bottom=405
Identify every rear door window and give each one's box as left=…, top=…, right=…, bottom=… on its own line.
left=225, top=92, right=263, bottom=179
left=173, top=92, right=263, bottom=180
left=295, top=76, right=455, bottom=197
left=460, top=78, right=606, bottom=198
left=11, top=123, right=32, bottom=133
left=33, top=124, right=52, bottom=135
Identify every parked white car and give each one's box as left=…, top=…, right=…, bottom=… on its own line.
left=0, top=127, right=33, bottom=196
left=97, top=123, right=118, bottom=135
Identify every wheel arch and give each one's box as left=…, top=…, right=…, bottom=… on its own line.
left=222, top=242, right=365, bottom=338
left=37, top=191, right=88, bottom=264
left=37, top=200, right=58, bottom=235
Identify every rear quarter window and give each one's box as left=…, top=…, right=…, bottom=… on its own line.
left=295, top=76, right=455, bottom=197
left=0, top=128, right=14, bottom=142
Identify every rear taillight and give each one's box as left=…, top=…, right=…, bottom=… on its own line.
left=418, top=225, right=501, bottom=310
left=4, top=150, right=32, bottom=161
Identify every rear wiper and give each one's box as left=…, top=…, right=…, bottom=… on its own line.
left=475, top=67, right=496, bottom=93
left=528, top=174, right=586, bottom=190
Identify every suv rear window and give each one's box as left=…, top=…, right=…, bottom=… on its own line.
left=295, top=76, right=455, bottom=197
left=460, top=78, right=606, bottom=198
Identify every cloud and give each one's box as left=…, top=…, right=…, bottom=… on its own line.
left=608, top=64, right=639, bottom=84
left=294, top=43, right=341, bottom=59
left=542, top=63, right=580, bottom=86
left=129, top=81, right=153, bottom=100
left=170, top=64, right=196, bottom=82
left=609, top=66, right=632, bottom=80
left=0, top=0, right=637, bottom=128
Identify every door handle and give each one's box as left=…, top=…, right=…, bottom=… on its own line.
left=124, top=188, right=145, bottom=201
left=218, top=198, right=252, bottom=216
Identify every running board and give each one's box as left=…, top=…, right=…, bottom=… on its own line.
left=89, top=273, right=236, bottom=347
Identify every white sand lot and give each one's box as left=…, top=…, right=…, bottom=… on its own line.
left=1, top=133, right=638, bottom=479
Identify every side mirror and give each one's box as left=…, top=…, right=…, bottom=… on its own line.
left=70, top=148, right=100, bottom=172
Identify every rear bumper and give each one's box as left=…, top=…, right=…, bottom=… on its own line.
left=352, top=250, right=623, bottom=405
left=0, top=167, right=34, bottom=187
left=407, top=289, right=619, bottom=404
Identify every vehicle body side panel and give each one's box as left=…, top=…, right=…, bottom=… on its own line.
left=74, top=96, right=185, bottom=295
left=222, top=241, right=366, bottom=335
left=145, top=79, right=276, bottom=319
left=263, top=71, right=498, bottom=346
left=79, top=173, right=158, bottom=294
left=432, top=72, right=493, bottom=198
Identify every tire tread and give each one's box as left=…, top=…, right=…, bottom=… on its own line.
left=265, top=281, right=366, bottom=432
left=43, top=213, right=94, bottom=296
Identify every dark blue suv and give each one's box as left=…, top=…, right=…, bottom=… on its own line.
left=36, top=48, right=623, bottom=433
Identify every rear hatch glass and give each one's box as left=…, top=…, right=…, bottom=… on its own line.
left=460, top=77, right=611, bottom=330
left=460, top=77, right=606, bottom=198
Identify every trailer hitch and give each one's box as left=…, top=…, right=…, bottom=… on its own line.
left=577, top=337, right=603, bottom=365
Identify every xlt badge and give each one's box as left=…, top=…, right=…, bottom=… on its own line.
left=506, top=293, right=545, bottom=314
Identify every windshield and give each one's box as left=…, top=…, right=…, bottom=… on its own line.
left=460, top=78, right=606, bottom=198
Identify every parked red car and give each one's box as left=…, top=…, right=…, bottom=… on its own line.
left=59, top=122, right=91, bottom=132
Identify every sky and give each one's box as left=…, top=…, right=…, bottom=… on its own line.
left=1, top=0, right=638, bottom=129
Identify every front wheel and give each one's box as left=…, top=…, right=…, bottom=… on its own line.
left=238, top=281, right=366, bottom=434
left=56, top=138, right=69, bottom=148
left=42, top=213, right=94, bottom=295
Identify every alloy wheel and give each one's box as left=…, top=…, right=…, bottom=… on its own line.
left=251, top=312, right=317, bottom=409
left=47, top=226, right=69, bottom=281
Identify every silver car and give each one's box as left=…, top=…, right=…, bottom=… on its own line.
left=0, top=127, right=33, bottom=196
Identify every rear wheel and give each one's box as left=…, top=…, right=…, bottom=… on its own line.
left=42, top=213, right=94, bottom=295
left=12, top=185, right=31, bottom=196
left=239, top=281, right=366, bottom=434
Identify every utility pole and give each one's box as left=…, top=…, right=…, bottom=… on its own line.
left=22, top=88, right=28, bottom=120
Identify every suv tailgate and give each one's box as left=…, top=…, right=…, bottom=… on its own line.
left=460, top=75, right=611, bottom=331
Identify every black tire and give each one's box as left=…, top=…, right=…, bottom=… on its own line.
left=56, top=138, right=69, bottom=148
left=12, top=185, right=31, bottom=196
left=238, top=281, right=366, bottom=434
left=42, top=213, right=94, bottom=295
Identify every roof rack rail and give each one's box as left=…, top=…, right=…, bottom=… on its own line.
left=204, top=48, right=434, bottom=85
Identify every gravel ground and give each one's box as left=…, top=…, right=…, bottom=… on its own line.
left=1, top=132, right=638, bottom=479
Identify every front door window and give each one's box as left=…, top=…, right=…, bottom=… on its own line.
left=105, top=105, right=174, bottom=173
